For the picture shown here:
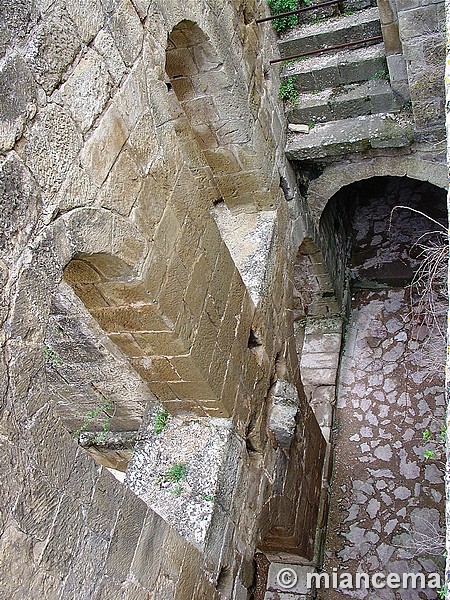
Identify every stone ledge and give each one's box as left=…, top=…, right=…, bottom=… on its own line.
left=286, top=113, right=414, bottom=160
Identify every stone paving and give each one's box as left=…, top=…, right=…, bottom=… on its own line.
left=320, top=288, right=445, bottom=599
left=319, top=178, right=447, bottom=600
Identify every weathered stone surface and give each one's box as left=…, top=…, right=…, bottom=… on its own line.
left=93, top=28, right=128, bottom=84
left=268, top=380, right=300, bottom=449
left=286, top=114, right=414, bottom=160
left=0, top=153, right=41, bottom=259
left=97, top=150, right=142, bottom=215
left=80, top=104, right=128, bottom=185
left=24, top=3, right=81, bottom=93
left=66, top=0, right=104, bottom=43
left=0, top=0, right=38, bottom=57
left=105, top=0, right=143, bottom=67
left=19, top=104, right=82, bottom=192
left=4, top=0, right=446, bottom=598
left=59, top=50, right=113, bottom=133
left=0, top=56, right=37, bottom=151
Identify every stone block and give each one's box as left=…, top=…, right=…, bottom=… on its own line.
left=268, top=380, right=300, bottom=449
left=86, top=470, right=125, bottom=538
left=398, top=5, right=438, bottom=39
left=66, top=0, right=104, bottom=43
left=25, top=4, right=81, bottom=93
left=0, top=153, right=42, bottom=257
left=53, top=162, right=98, bottom=213
left=92, top=303, right=171, bottom=333
left=20, top=105, right=82, bottom=193
left=98, top=150, right=142, bottom=216
left=0, top=55, right=37, bottom=151
left=133, top=331, right=188, bottom=356
left=381, top=22, right=402, bottom=54
left=397, top=0, right=420, bottom=10
left=302, top=332, right=341, bottom=354
left=60, top=49, right=112, bottom=133
left=41, top=495, right=85, bottom=577
left=310, top=400, right=333, bottom=427
left=300, top=352, right=339, bottom=371
left=114, top=60, right=148, bottom=131
left=131, top=509, right=170, bottom=589
left=166, top=47, right=199, bottom=78
left=386, top=53, right=408, bottom=83
left=80, top=104, right=128, bottom=186
left=153, top=206, right=182, bottom=257
left=93, top=28, right=127, bottom=85
left=127, top=112, right=159, bottom=174
left=377, top=0, right=398, bottom=24
left=0, top=0, right=38, bottom=58
left=106, top=491, right=147, bottom=579
left=300, top=367, right=337, bottom=386
left=132, top=356, right=181, bottom=383
left=106, top=0, right=143, bottom=66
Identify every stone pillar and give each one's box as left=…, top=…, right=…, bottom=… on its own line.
left=377, top=0, right=410, bottom=99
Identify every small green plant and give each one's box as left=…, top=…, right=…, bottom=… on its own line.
left=438, top=583, right=446, bottom=599
left=268, top=0, right=299, bottom=33
left=154, top=408, right=169, bottom=434
left=172, top=484, right=183, bottom=496
left=164, top=463, right=187, bottom=483
left=421, top=423, right=446, bottom=464
left=44, top=344, right=63, bottom=367
left=73, top=396, right=113, bottom=440
left=279, top=77, right=299, bottom=104
left=93, top=418, right=111, bottom=444
left=202, top=494, right=215, bottom=502
left=370, top=67, right=388, bottom=81
left=424, top=448, right=436, bottom=460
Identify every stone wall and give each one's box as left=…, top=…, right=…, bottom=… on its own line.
left=0, top=0, right=326, bottom=598
left=395, top=0, right=446, bottom=135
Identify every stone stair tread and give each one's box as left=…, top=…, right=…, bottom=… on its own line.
left=287, top=80, right=401, bottom=123
left=285, top=113, right=414, bottom=160
left=291, top=80, right=395, bottom=109
left=282, top=43, right=385, bottom=76
left=280, top=6, right=380, bottom=42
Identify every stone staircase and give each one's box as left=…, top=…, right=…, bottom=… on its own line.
left=277, top=3, right=413, bottom=160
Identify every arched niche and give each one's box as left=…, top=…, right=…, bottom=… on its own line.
left=165, top=20, right=276, bottom=211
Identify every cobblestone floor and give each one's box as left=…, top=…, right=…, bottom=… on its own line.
left=320, top=289, right=445, bottom=600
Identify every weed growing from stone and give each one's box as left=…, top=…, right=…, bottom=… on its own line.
left=279, top=77, right=299, bottom=104
left=268, top=0, right=299, bottom=33
left=165, top=463, right=187, bottom=483
left=73, top=396, right=113, bottom=441
left=172, top=484, right=183, bottom=496
left=154, top=407, right=169, bottom=434
left=44, top=344, right=63, bottom=366
left=370, top=67, right=388, bottom=81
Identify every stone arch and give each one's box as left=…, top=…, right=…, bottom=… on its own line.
left=318, top=175, right=448, bottom=298
left=305, top=156, right=448, bottom=224
left=165, top=20, right=276, bottom=211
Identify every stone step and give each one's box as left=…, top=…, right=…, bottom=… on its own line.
left=282, top=43, right=387, bottom=92
left=295, top=0, right=377, bottom=27
left=285, top=113, right=414, bottom=160
left=278, top=7, right=381, bottom=58
left=287, top=80, right=402, bottom=124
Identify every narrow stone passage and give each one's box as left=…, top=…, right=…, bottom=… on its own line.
left=320, top=178, right=447, bottom=600
left=321, top=288, right=445, bottom=599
